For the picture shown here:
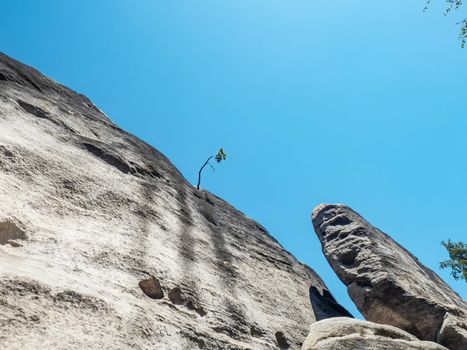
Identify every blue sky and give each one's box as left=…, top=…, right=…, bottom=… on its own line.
left=2, top=1, right=466, bottom=318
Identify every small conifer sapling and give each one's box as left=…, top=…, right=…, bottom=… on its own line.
left=197, top=148, right=227, bottom=190
left=440, top=239, right=467, bottom=282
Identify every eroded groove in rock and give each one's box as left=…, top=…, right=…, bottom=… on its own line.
left=82, top=142, right=133, bottom=174
left=16, top=99, right=76, bottom=133
left=17, top=99, right=49, bottom=119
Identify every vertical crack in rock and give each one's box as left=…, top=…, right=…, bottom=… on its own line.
left=198, top=192, right=251, bottom=339
left=174, top=182, right=200, bottom=304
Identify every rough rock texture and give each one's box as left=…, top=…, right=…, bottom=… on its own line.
left=312, top=204, right=467, bottom=350
left=0, top=52, right=351, bottom=349
left=302, top=317, right=449, bottom=350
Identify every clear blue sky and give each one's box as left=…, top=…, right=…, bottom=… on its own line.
left=2, top=1, right=466, bottom=318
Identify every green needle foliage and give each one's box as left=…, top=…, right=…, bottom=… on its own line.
left=215, top=148, right=227, bottom=163
left=440, top=239, right=467, bottom=282
left=197, top=148, right=227, bottom=190
left=424, top=0, right=467, bottom=47
left=460, top=19, right=467, bottom=47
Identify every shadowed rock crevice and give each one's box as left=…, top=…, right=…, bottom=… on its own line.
left=275, top=331, right=290, bottom=350
left=0, top=145, right=14, bottom=158
left=338, top=249, right=358, bottom=267
left=309, top=286, right=353, bottom=321
left=0, top=221, right=26, bottom=247
left=17, top=99, right=49, bottom=119
left=250, top=325, right=266, bottom=338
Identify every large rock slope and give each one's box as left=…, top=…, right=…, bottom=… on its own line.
left=0, top=52, right=350, bottom=350
left=312, top=204, right=467, bottom=350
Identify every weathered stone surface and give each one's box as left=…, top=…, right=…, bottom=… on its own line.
left=0, top=52, right=351, bottom=349
left=302, top=317, right=449, bottom=350
left=312, top=204, right=467, bottom=350
left=437, top=313, right=467, bottom=350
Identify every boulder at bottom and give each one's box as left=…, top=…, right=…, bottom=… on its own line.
left=302, top=317, right=448, bottom=350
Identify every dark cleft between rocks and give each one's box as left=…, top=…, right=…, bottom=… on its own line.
left=309, top=286, right=353, bottom=321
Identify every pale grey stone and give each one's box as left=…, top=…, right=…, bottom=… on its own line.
left=302, top=317, right=449, bottom=350
left=0, top=52, right=350, bottom=350
left=312, top=204, right=467, bottom=350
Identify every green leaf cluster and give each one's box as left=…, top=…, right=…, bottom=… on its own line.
left=425, top=0, right=466, bottom=47
left=215, top=148, right=227, bottom=163
left=440, top=240, right=467, bottom=282
left=460, top=19, right=467, bottom=47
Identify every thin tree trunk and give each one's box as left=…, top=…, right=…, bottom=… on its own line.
left=197, top=156, right=213, bottom=190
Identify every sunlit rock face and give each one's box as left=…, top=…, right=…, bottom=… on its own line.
left=302, top=317, right=449, bottom=350
left=312, top=204, right=467, bottom=350
left=0, top=52, right=351, bottom=350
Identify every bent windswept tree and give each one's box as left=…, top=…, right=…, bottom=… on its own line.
left=196, top=148, right=227, bottom=190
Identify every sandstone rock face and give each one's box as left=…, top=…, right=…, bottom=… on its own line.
left=302, top=317, right=449, bottom=350
left=0, top=52, right=351, bottom=349
left=312, top=204, right=467, bottom=350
